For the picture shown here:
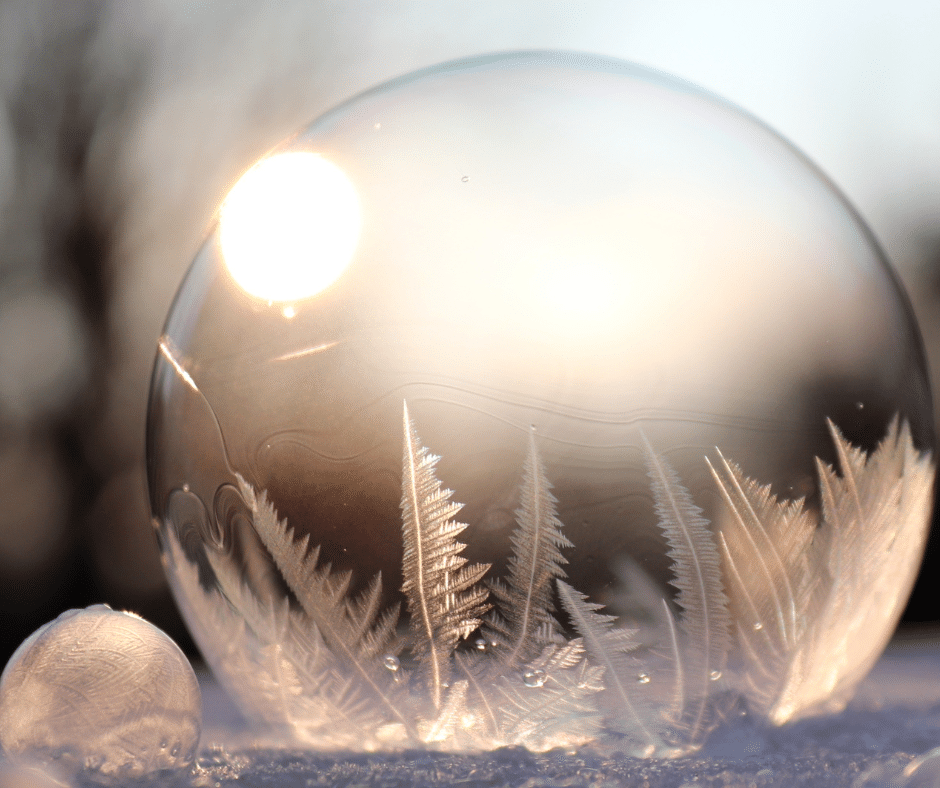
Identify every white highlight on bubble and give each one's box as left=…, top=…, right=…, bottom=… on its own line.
left=219, top=152, right=361, bottom=302
left=539, top=259, right=619, bottom=324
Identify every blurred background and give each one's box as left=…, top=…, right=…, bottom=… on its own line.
left=1, top=0, right=940, bottom=668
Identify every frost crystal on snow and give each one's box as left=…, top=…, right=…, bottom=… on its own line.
left=0, top=605, right=201, bottom=780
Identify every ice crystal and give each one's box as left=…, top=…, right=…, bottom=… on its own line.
left=643, top=437, right=731, bottom=743
left=160, top=402, right=932, bottom=755
left=714, top=418, right=935, bottom=724
left=400, top=402, right=491, bottom=712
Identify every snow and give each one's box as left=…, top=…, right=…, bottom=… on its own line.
left=76, top=630, right=932, bottom=788
left=3, top=631, right=940, bottom=786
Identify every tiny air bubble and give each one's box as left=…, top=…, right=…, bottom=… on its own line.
left=523, top=669, right=547, bottom=688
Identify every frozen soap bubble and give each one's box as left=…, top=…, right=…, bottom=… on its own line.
left=0, top=605, right=201, bottom=780
left=147, top=52, right=934, bottom=756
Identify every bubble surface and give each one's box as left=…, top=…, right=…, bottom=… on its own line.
left=148, top=52, right=934, bottom=755
left=0, top=605, right=201, bottom=779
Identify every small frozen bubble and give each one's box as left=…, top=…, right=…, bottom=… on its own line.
left=637, top=673, right=652, bottom=684
left=523, top=669, right=547, bottom=688
left=383, top=655, right=400, bottom=671
left=0, top=605, right=201, bottom=780
left=753, top=622, right=764, bottom=631
left=474, top=638, right=487, bottom=652
left=710, top=670, right=723, bottom=681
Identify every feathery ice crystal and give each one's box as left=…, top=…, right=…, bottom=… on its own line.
left=147, top=52, right=934, bottom=755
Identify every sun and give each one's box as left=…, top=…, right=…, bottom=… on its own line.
left=219, top=151, right=361, bottom=303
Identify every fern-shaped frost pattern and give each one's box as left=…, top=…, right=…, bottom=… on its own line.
left=242, top=477, right=413, bottom=735
left=643, top=439, right=730, bottom=743
left=208, top=546, right=382, bottom=739
left=160, top=404, right=931, bottom=755
left=165, top=529, right=379, bottom=745
left=489, top=651, right=604, bottom=749
left=775, top=419, right=932, bottom=722
left=489, top=428, right=573, bottom=667
left=400, top=402, right=491, bottom=710
left=713, top=418, right=933, bottom=725
left=455, top=640, right=604, bottom=750
left=557, top=580, right=665, bottom=755
left=708, top=451, right=816, bottom=718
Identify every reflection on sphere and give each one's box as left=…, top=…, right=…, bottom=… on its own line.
left=147, top=52, right=934, bottom=754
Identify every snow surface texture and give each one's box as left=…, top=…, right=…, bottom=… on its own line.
left=0, top=606, right=201, bottom=781
left=2, top=630, right=938, bottom=787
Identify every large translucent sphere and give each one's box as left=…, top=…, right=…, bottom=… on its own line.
left=148, top=52, right=934, bottom=756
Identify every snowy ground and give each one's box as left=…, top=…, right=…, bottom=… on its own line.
left=68, top=630, right=940, bottom=787
left=1, top=631, right=939, bottom=788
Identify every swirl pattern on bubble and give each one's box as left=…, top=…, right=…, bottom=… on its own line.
left=147, top=51, right=934, bottom=755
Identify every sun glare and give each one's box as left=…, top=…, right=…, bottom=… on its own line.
left=219, top=152, right=361, bottom=302
left=540, top=260, right=618, bottom=323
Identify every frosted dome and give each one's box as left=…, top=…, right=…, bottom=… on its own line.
left=147, top=51, right=934, bottom=756
left=0, top=606, right=201, bottom=778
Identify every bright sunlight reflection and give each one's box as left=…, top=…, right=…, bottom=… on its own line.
left=539, top=260, right=618, bottom=324
left=219, top=152, right=361, bottom=302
